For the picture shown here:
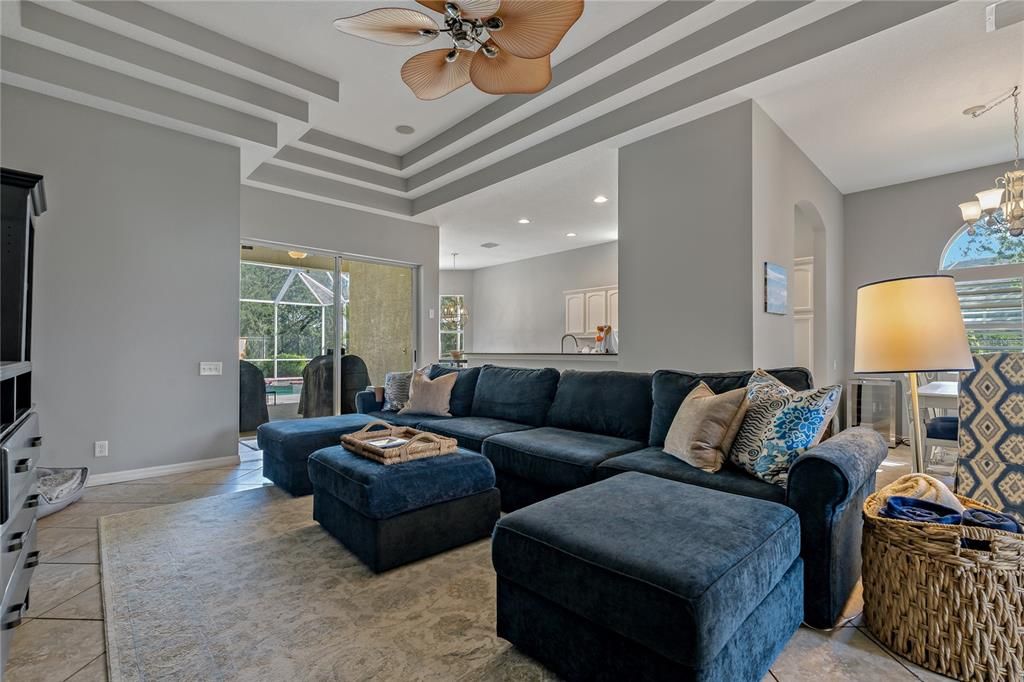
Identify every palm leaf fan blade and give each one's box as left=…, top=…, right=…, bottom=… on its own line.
left=469, top=43, right=551, bottom=95
left=402, top=49, right=473, bottom=100
left=488, top=0, right=583, bottom=59
left=333, top=8, right=439, bottom=47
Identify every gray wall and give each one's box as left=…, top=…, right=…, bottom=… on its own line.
left=843, top=160, right=1010, bottom=377
left=751, top=103, right=845, bottom=386
left=466, top=241, right=618, bottom=353
left=439, top=270, right=475, bottom=352
left=240, top=186, right=440, bottom=365
left=1, top=85, right=241, bottom=474
left=618, top=102, right=753, bottom=372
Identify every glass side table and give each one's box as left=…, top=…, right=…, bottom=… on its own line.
left=846, top=376, right=899, bottom=448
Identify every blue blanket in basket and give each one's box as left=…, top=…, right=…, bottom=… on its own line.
left=879, top=496, right=961, bottom=524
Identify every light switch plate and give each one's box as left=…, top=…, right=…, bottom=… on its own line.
left=199, top=361, right=223, bottom=376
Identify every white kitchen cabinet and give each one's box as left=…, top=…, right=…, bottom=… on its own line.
left=565, top=292, right=586, bottom=335
left=564, top=285, right=618, bottom=337
left=585, top=290, right=607, bottom=332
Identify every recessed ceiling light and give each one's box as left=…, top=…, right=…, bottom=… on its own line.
left=593, top=195, right=608, bottom=204
left=518, top=218, right=531, bottom=224
left=566, top=232, right=577, bottom=237
left=395, top=125, right=415, bottom=134
left=480, top=242, right=500, bottom=249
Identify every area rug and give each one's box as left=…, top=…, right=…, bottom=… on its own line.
left=99, top=486, right=553, bottom=681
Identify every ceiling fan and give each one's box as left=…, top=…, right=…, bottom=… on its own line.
left=333, top=1, right=584, bottom=100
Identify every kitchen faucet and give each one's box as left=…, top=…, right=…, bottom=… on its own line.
left=560, top=334, right=579, bottom=353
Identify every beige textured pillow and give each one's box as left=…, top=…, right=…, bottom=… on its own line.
left=663, top=382, right=748, bottom=473
left=398, top=370, right=457, bottom=417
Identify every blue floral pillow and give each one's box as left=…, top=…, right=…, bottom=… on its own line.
left=729, top=370, right=841, bottom=487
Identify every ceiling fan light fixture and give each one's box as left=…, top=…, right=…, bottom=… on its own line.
left=335, top=0, right=581, bottom=98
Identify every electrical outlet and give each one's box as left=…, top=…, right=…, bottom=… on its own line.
left=199, top=361, right=223, bottom=376
left=95, top=440, right=108, bottom=457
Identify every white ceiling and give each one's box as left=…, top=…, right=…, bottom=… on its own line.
left=432, top=146, right=618, bottom=269
left=158, top=0, right=660, bottom=155
left=747, top=0, right=1024, bottom=193
left=4, top=0, right=1020, bottom=272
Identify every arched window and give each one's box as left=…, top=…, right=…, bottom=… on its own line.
left=940, top=223, right=1024, bottom=353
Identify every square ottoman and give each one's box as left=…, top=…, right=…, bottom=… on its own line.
left=492, top=472, right=803, bottom=682
left=309, top=445, right=500, bottom=572
left=256, top=414, right=377, bottom=496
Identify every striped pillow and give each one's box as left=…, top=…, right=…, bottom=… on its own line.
left=382, top=371, right=413, bottom=412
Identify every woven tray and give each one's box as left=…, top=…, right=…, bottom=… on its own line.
left=862, top=491, right=1024, bottom=681
left=341, top=421, right=457, bottom=465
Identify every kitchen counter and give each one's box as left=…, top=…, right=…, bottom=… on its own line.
left=464, top=352, right=619, bottom=371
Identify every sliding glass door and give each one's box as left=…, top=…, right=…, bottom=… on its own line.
left=238, top=243, right=416, bottom=430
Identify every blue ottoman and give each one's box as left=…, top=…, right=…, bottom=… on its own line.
left=256, top=414, right=377, bottom=495
left=309, top=445, right=500, bottom=572
left=492, top=472, right=803, bottom=681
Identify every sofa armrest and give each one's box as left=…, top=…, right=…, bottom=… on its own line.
left=788, top=427, right=888, bottom=508
left=356, top=390, right=383, bottom=414
left=786, top=427, right=888, bottom=628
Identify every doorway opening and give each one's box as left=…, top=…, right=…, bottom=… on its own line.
left=238, top=242, right=417, bottom=442
left=792, top=201, right=827, bottom=382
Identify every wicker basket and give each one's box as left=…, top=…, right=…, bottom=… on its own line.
left=341, top=421, right=457, bottom=465
left=862, top=491, right=1024, bottom=681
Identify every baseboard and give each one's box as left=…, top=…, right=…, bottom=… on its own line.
left=85, top=455, right=242, bottom=487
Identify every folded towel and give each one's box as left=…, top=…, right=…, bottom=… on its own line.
left=962, top=508, right=1022, bottom=534
left=879, top=496, right=962, bottom=524
left=878, top=473, right=964, bottom=512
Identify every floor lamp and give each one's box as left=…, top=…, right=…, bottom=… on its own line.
left=854, top=275, right=973, bottom=473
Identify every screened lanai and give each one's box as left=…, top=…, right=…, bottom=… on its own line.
left=239, top=258, right=348, bottom=381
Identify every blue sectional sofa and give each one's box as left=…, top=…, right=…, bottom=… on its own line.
left=355, top=364, right=887, bottom=629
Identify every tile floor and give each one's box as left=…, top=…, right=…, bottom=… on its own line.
left=5, top=444, right=952, bottom=682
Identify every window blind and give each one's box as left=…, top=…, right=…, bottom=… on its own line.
left=955, top=278, right=1024, bottom=353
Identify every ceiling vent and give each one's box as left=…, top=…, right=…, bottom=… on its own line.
left=480, top=242, right=500, bottom=249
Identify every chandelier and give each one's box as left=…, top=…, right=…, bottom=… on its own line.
left=958, top=86, right=1024, bottom=236
left=333, top=1, right=583, bottom=100
left=441, top=252, right=469, bottom=328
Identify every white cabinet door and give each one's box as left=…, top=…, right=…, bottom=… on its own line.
left=565, top=293, right=586, bottom=335
left=607, top=289, right=619, bottom=329
left=585, top=290, right=607, bottom=333
left=792, top=259, right=813, bottom=314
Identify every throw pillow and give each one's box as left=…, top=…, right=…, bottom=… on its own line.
left=663, top=382, right=748, bottom=473
left=729, top=370, right=841, bottom=487
left=382, top=371, right=413, bottom=412
left=398, top=370, right=458, bottom=417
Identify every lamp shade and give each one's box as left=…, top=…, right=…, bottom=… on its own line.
left=977, top=187, right=1005, bottom=213
left=854, top=275, right=973, bottom=373
left=959, top=201, right=982, bottom=222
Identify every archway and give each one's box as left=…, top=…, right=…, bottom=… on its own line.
left=792, top=200, right=827, bottom=381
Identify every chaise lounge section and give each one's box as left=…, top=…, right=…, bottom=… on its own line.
left=353, top=363, right=887, bottom=629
